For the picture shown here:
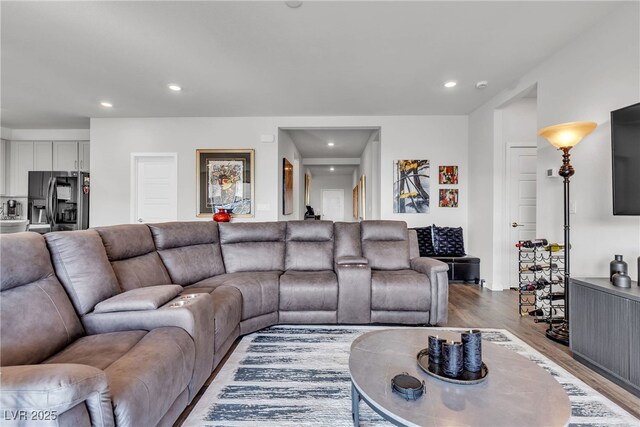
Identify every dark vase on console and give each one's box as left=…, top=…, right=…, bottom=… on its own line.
left=612, top=273, right=632, bottom=288
left=610, top=255, right=627, bottom=281
left=213, top=208, right=231, bottom=223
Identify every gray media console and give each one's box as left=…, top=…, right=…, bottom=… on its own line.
left=570, top=277, right=640, bottom=397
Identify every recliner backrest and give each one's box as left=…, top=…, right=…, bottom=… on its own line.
left=334, top=222, right=362, bottom=258
left=360, top=221, right=411, bottom=270
left=95, top=224, right=172, bottom=291
left=148, top=221, right=226, bottom=285
left=285, top=221, right=334, bottom=271
left=0, top=232, right=84, bottom=366
left=45, top=230, right=121, bottom=315
left=218, top=222, right=286, bottom=273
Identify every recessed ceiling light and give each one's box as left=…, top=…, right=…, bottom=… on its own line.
left=476, top=80, right=489, bottom=89
left=327, top=142, right=335, bottom=147
left=285, top=1, right=303, bottom=8
left=168, top=84, right=182, bottom=91
left=444, top=81, right=457, bottom=88
left=329, top=167, right=335, bottom=171
left=100, top=102, right=113, bottom=108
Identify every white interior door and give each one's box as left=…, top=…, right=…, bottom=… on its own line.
left=321, top=189, right=344, bottom=221
left=131, top=154, right=177, bottom=223
left=508, top=147, right=537, bottom=287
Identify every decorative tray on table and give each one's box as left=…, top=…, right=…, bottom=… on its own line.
left=416, top=349, right=489, bottom=385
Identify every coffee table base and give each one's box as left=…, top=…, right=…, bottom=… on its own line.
left=351, top=381, right=407, bottom=427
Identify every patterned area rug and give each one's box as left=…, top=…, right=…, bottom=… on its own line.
left=183, top=326, right=639, bottom=427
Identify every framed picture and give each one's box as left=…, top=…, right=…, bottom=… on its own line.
left=283, top=158, right=294, bottom=215
left=439, top=165, right=459, bottom=184
left=393, top=160, right=430, bottom=213
left=439, top=188, right=459, bottom=208
left=352, top=185, right=359, bottom=219
left=196, top=149, right=255, bottom=218
left=359, top=175, right=366, bottom=220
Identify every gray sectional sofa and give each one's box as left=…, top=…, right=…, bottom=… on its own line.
left=0, top=220, right=448, bottom=427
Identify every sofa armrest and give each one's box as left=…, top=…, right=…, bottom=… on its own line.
left=0, top=364, right=114, bottom=427
left=411, top=257, right=449, bottom=325
left=335, top=259, right=371, bottom=324
left=93, top=285, right=183, bottom=313
left=83, top=293, right=215, bottom=401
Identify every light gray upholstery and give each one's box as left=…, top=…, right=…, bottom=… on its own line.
left=280, top=271, right=338, bottom=311
left=411, top=257, right=450, bottom=325
left=46, top=327, right=194, bottom=427
left=148, top=222, right=226, bottom=285
left=218, top=222, right=286, bottom=272
left=95, top=224, right=172, bottom=290
left=82, top=293, right=215, bottom=399
left=371, top=270, right=431, bottom=311
left=334, top=222, right=362, bottom=258
left=194, top=272, right=280, bottom=321
left=0, top=364, right=114, bottom=427
left=361, top=221, right=411, bottom=270
left=0, top=233, right=85, bottom=366
left=93, top=285, right=183, bottom=313
left=408, top=229, right=420, bottom=259
left=335, top=259, right=371, bottom=324
left=45, top=230, right=121, bottom=315
left=285, top=221, right=334, bottom=271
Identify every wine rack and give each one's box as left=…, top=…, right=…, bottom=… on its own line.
left=517, top=242, right=566, bottom=325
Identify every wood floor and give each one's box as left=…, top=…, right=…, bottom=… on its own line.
left=176, top=283, right=640, bottom=426
left=446, top=283, right=640, bottom=419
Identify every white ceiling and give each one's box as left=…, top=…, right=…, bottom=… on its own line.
left=307, top=165, right=357, bottom=177
left=283, top=128, right=378, bottom=158
left=1, top=1, right=619, bottom=129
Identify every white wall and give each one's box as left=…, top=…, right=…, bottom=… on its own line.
left=308, top=174, right=354, bottom=222
left=358, top=131, right=381, bottom=220
left=90, top=115, right=468, bottom=229
left=468, top=3, right=640, bottom=289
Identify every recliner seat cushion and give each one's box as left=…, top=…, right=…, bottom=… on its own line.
left=46, top=327, right=195, bottom=427
left=45, top=230, right=121, bottom=315
left=361, top=221, right=411, bottom=270
left=279, top=270, right=338, bottom=311
left=285, top=221, right=334, bottom=271
left=371, top=270, right=431, bottom=311
left=218, top=222, right=286, bottom=273
left=148, top=222, right=226, bottom=285
left=193, top=272, right=280, bottom=320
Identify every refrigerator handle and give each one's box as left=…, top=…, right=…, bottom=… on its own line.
left=52, top=182, right=58, bottom=227
left=45, top=178, right=53, bottom=224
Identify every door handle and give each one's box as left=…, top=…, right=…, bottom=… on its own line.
left=137, top=218, right=143, bottom=223
left=511, top=222, right=524, bottom=228
left=74, top=160, right=78, bottom=170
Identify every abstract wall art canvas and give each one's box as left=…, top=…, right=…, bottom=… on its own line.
left=439, top=165, right=458, bottom=184
left=439, top=188, right=459, bottom=208
left=196, top=149, right=255, bottom=217
left=393, top=160, right=430, bottom=213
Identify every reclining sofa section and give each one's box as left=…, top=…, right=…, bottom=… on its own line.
left=0, top=220, right=448, bottom=427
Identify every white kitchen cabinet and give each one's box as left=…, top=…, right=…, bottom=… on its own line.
left=34, top=141, right=53, bottom=171
left=79, top=141, right=90, bottom=171
left=53, top=141, right=78, bottom=171
left=9, top=141, right=34, bottom=196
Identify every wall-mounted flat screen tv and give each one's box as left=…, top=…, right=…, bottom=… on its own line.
left=612, top=102, right=640, bottom=215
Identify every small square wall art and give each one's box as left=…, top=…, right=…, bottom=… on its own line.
left=439, top=189, right=459, bottom=208
left=439, top=166, right=458, bottom=184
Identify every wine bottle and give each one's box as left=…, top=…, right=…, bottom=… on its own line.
left=515, top=239, right=549, bottom=249
left=539, top=292, right=565, bottom=301
left=519, top=263, right=558, bottom=272
left=544, top=243, right=571, bottom=252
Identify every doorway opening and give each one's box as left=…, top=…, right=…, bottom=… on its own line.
left=497, top=85, right=539, bottom=290
left=277, top=127, right=381, bottom=222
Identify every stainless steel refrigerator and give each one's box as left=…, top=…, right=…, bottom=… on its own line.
left=28, top=171, right=90, bottom=232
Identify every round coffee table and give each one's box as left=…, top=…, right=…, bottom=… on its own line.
left=349, top=329, right=571, bottom=426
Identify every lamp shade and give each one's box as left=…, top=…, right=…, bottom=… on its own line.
left=538, top=121, right=597, bottom=149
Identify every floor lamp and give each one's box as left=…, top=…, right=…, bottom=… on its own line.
left=538, top=121, right=597, bottom=346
